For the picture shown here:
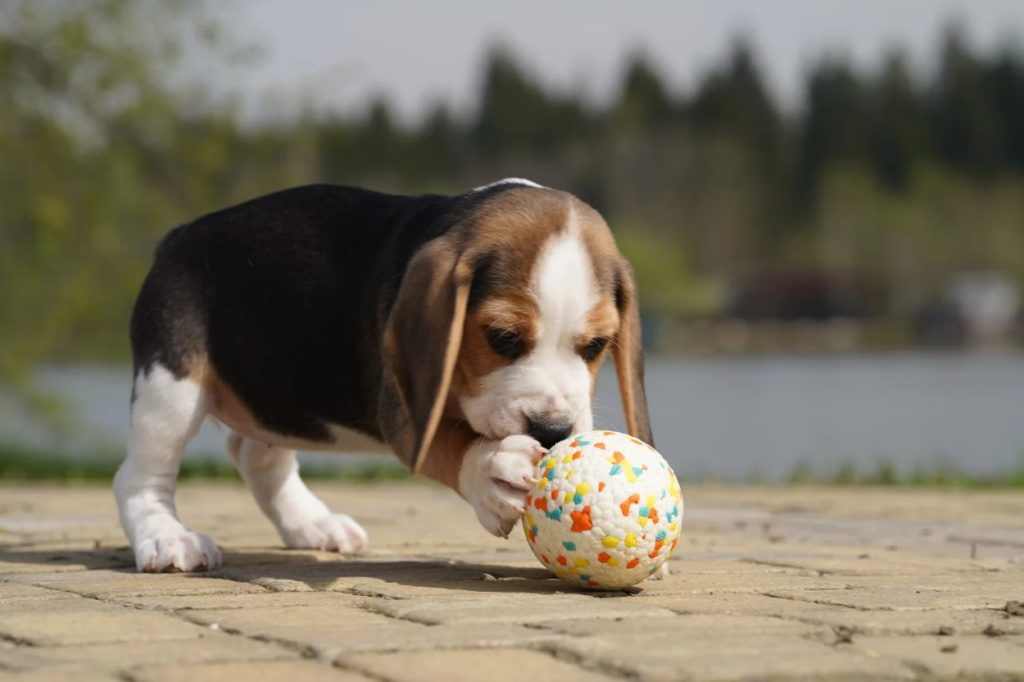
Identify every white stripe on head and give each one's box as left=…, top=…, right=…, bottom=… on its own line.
left=471, top=177, right=544, bottom=193
left=532, top=224, right=597, bottom=352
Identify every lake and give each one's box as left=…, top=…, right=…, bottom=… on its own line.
left=3, top=353, right=1023, bottom=481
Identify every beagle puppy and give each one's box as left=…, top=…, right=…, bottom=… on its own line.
left=115, top=178, right=651, bottom=572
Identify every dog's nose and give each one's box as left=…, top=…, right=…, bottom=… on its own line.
left=527, top=418, right=573, bottom=449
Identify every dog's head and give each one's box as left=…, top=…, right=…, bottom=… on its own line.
left=386, top=183, right=651, bottom=472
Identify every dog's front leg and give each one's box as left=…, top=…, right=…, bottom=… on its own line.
left=417, top=420, right=545, bottom=538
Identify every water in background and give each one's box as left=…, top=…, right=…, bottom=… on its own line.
left=3, top=353, right=1023, bottom=480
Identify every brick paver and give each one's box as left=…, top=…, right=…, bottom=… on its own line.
left=0, top=482, right=1022, bottom=680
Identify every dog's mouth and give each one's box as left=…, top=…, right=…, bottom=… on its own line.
left=460, top=395, right=590, bottom=444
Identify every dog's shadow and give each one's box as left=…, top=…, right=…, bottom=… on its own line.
left=215, top=551, right=639, bottom=597
left=0, top=546, right=638, bottom=597
left=0, top=545, right=132, bottom=571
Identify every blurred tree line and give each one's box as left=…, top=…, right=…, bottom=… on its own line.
left=2, top=1, right=1024, bottom=379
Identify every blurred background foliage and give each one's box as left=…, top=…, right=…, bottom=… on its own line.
left=2, top=0, right=1024, bottom=383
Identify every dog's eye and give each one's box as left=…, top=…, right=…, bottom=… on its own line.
left=580, top=337, right=609, bottom=362
left=487, top=328, right=525, bottom=359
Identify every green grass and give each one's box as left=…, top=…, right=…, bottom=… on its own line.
left=2, top=442, right=1023, bottom=488
left=785, top=458, right=1024, bottom=488
left=0, top=443, right=411, bottom=483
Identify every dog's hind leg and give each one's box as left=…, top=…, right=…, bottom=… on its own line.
left=115, top=364, right=222, bottom=572
left=227, top=434, right=368, bottom=552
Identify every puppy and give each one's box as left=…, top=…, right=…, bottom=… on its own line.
left=114, top=178, right=651, bottom=572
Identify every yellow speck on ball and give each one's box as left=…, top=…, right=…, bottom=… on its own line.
left=521, top=429, right=684, bottom=590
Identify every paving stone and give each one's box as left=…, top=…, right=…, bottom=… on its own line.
left=631, top=567, right=851, bottom=595
left=809, top=609, right=1024, bottom=638
left=0, top=581, right=69, bottom=604
left=852, top=635, right=1024, bottom=678
left=342, top=648, right=619, bottom=682
left=364, top=593, right=677, bottom=625
left=535, top=614, right=906, bottom=680
left=181, top=601, right=414, bottom=657
left=840, top=570, right=1024, bottom=595
left=1, top=669, right=121, bottom=681
left=0, top=599, right=206, bottom=646
left=6, top=568, right=268, bottom=598
left=741, top=552, right=993, bottom=577
left=342, top=573, right=570, bottom=599
left=3, top=634, right=293, bottom=672
left=182, top=603, right=564, bottom=657
left=656, top=591, right=1024, bottom=636
left=766, top=585, right=1017, bottom=611
left=539, top=613, right=821, bottom=639
left=550, top=630, right=913, bottom=681
left=667, top=558, right=822, bottom=576
left=182, top=601, right=391, bottom=631
left=134, top=660, right=370, bottom=682
left=108, top=590, right=365, bottom=610
left=645, top=590, right=869, bottom=619
left=322, top=622, right=568, bottom=656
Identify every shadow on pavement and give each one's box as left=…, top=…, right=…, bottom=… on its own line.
left=0, top=545, right=639, bottom=596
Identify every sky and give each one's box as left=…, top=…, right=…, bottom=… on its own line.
left=220, top=0, right=1024, bottom=123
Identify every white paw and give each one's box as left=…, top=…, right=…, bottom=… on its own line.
left=460, top=435, right=546, bottom=538
left=134, top=525, right=222, bottom=573
left=651, top=562, right=671, bottom=580
left=279, top=513, right=369, bottom=552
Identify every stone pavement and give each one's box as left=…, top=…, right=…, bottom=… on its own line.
left=1, top=482, right=1023, bottom=681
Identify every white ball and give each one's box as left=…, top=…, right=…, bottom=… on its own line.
left=522, top=430, right=684, bottom=589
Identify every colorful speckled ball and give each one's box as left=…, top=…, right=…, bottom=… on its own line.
left=522, top=429, right=684, bottom=589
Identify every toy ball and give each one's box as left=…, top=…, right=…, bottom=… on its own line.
left=522, top=429, right=683, bottom=589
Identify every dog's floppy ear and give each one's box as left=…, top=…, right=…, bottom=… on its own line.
left=611, top=259, right=653, bottom=446
left=384, top=238, right=471, bottom=474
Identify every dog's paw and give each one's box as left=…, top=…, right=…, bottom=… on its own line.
left=460, top=435, right=546, bottom=538
left=134, top=524, right=222, bottom=573
left=280, top=513, right=368, bottom=552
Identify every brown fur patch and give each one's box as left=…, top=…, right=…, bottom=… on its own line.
left=186, top=356, right=265, bottom=440
left=583, top=299, right=620, bottom=342
left=572, top=198, right=624, bottom=301
left=456, top=294, right=538, bottom=398
left=450, top=187, right=628, bottom=406
left=582, top=299, right=621, bottom=388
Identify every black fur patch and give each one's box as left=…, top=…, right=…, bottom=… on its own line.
left=130, top=183, right=527, bottom=444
